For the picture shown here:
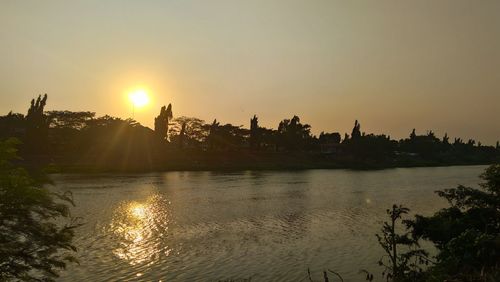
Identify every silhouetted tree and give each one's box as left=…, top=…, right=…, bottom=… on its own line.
left=319, top=132, right=341, bottom=144
left=169, top=116, right=210, bottom=148
left=319, top=132, right=342, bottom=154
left=77, top=115, right=161, bottom=170
left=399, top=128, right=442, bottom=158
left=442, top=133, right=449, bottom=145
left=342, top=133, right=350, bottom=144
left=249, top=115, right=261, bottom=150
left=410, top=129, right=416, bottom=140
left=340, top=120, right=397, bottom=163
left=409, top=164, right=500, bottom=280
left=277, top=115, right=312, bottom=151
left=155, top=106, right=168, bottom=140
left=467, top=139, right=475, bottom=146
left=0, top=138, right=80, bottom=281
left=351, top=120, right=361, bottom=140
left=258, top=126, right=277, bottom=151
left=0, top=112, right=25, bottom=139
left=25, top=94, right=49, bottom=153
left=208, top=119, right=219, bottom=150
left=154, top=104, right=172, bottom=141
left=208, top=119, right=247, bottom=150
left=46, top=111, right=95, bottom=130
left=346, top=132, right=396, bottom=163
left=43, top=111, right=96, bottom=154
left=376, top=205, right=429, bottom=282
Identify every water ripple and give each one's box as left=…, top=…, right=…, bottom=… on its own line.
left=54, top=166, right=486, bottom=281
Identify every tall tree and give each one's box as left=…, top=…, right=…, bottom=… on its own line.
left=154, top=103, right=173, bottom=141
left=154, top=106, right=167, bottom=140
left=351, top=120, right=361, bottom=140
left=25, top=94, right=49, bottom=152
left=250, top=115, right=260, bottom=150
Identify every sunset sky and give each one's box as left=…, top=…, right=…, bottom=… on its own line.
left=1, top=0, right=499, bottom=144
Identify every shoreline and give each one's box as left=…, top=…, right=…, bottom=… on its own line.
left=46, top=161, right=494, bottom=174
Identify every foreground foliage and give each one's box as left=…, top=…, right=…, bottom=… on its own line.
left=373, top=164, right=500, bottom=281
left=0, top=138, right=80, bottom=281
left=409, top=164, right=500, bottom=281
left=376, top=205, right=429, bottom=281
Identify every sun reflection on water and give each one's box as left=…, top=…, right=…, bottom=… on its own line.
left=131, top=204, right=147, bottom=219
left=108, top=194, right=172, bottom=265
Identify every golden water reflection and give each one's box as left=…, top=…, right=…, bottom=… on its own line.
left=108, top=194, right=172, bottom=265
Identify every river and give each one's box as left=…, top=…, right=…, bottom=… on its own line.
left=52, top=165, right=485, bottom=281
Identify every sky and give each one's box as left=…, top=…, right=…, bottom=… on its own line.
left=1, top=0, right=499, bottom=144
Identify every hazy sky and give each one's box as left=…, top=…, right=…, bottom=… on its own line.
left=1, top=0, right=499, bottom=144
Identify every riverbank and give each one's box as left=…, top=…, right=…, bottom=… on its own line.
left=23, top=150, right=498, bottom=173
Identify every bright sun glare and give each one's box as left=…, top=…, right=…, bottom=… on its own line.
left=129, top=89, right=150, bottom=108
left=130, top=204, right=147, bottom=219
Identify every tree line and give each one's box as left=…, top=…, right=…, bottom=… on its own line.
left=0, top=95, right=499, bottom=170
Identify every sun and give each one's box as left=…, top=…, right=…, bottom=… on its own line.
left=129, top=89, right=150, bottom=108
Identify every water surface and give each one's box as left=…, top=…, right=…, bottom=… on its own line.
left=52, top=166, right=485, bottom=281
